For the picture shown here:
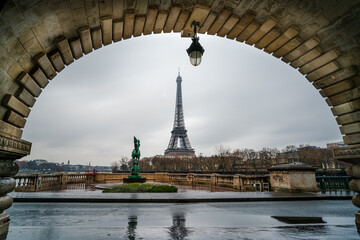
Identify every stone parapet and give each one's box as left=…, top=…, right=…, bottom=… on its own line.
left=94, top=172, right=269, bottom=192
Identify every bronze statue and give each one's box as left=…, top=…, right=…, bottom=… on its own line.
left=129, top=136, right=141, bottom=179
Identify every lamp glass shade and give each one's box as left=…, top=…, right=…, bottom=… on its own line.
left=189, top=51, right=202, bottom=66
left=186, top=36, right=204, bottom=67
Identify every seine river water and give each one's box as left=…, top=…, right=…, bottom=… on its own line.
left=6, top=184, right=359, bottom=239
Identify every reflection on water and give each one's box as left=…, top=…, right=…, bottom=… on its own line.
left=170, top=182, right=239, bottom=192
left=124, top=209, right=192, bottom=240
left=276, top=224, right=328, bottom=237
left=168, top=213, right=191, bottom=240
left=127, top=216, right=137, bottom=240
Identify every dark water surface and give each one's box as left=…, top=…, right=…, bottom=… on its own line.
left=7, top=200, right=358, bottom=240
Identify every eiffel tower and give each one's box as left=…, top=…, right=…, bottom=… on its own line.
left=164, top=70, right=195, bottom=157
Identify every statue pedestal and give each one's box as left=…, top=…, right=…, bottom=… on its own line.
left=123, top=177, right=146, bottom=183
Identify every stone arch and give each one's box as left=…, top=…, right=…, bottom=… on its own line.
left=1, top=0, right=360, bottom=236
left=1, top=0, right=360, bottom=156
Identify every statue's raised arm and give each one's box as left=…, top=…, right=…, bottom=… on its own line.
left=132, top=136, right=141, bottom=160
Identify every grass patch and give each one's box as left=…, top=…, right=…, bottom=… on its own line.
left=102, top=183, right=178, bottom=193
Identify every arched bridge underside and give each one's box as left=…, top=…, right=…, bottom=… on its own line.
left=1, top=0, right=360, bottom=236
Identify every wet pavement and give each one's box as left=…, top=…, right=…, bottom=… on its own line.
left=9, top=183, right=353, bottom=203
left=6, top=200, right=358, bottom=239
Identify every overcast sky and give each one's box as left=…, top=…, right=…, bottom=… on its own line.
left=22, top=33, right=342, bottom=166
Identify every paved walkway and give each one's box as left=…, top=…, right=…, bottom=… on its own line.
left=10, top=190, right=353, bottom=203
left=7, top=200, right=358, bottom=240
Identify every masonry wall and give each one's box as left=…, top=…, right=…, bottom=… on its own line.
left=289, top=171, right=319, bottom=192
left=269, top=171, right=291, bottom=191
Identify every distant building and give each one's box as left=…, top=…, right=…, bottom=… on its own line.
left=297, top=145, right=319, bottom=151
left=33, top=159, right=48, bottom=165
left=327, top=142, right=346, bottom=149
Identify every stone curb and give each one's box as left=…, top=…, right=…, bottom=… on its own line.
left=13, top=196, right=351, bottom=203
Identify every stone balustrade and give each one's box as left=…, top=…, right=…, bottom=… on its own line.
left=14, top=175, right=37, bottom=192
left=95, top=172, right=270, bottom=192
left=14, top=172, right=351, bottom=193
left=14, top=173, right=90, bottom=192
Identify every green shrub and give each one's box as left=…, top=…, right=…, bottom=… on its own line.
left=103, top=183, right=178, bottom=193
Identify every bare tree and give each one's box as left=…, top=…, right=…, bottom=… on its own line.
left=120, top=156, right=129, bottom=171
left=111, top=161, right=119, bottom=172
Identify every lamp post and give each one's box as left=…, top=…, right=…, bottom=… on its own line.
left=186, top=21, right=205, bottom=66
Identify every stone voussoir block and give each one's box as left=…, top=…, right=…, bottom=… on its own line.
left=49, top=51, right=65, bottom=72
left=123, top=11, right=135, bottom=39
left=340, top=122, right=360, bottom=135
left=265, top=26, right=299, bottom=53
left=299, top=49, right=340, bottom=75
left=313, top=66, right=357, bottom=90
left=34, top=53, right=56, bottom=80
left=336, top=110, right=360, bottom=125
left=154, top=11, right=168, bottom=34
left=207, top=8, right=232, bottom=35
left=30, top=68, right=49, bottom=88
left=344, top=133, right=360, bottom=145
left=91, top=27, right=102, bottom=49
left=133, top=15, right=146, bottom=37
left=16, top=72, right=41, bottom=97
left=290, top=47, right=322, bottom=69
left=113, top=19, right=124, bottom=42
left=78, top=27, right=93, bottom=54
left=16, top=88, right=36, bottom=107
left=282, top=36, right=320, bottom=63
left=246, top=16, right=277, bottom=45
left=306, top=61, right=339, bottom=82
left=320, top=79, right=354, bottom=97
left=326, top=87, right=360, bottom=107
left=101, top=16, right=113, bottom=45
left=143, top=8, right=158, bottom=35
left=0, top=120, right=22, bottom=139
left=199, top=12, right=217, bottom=34
left=163, top=6, right=181, bottom=33
left=332, top=99, right=360, bottom=116
left=69, top=38, right=83, bottom=60
left=54, top=36, right=74, bottom=66
left=2, top=94, right=30, bottom=118
left=4, top=110, right=26, bottom=128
